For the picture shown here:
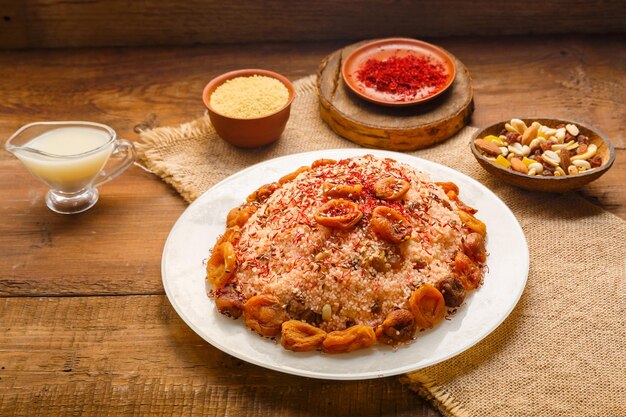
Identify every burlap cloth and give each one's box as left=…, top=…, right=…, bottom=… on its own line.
left=136, top=75, right=625, bottom=417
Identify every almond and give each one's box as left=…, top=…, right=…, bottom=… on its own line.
left=521, top=124, right=539, bottom=146
left=475, top=139, right=502, bottom=156
left=510, top=157, right=528, bottom=174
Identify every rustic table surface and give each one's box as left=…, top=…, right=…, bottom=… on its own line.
left=1, top=34, right=624, bottom=416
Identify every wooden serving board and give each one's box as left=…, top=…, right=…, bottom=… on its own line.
left=317, top=40, right=474, bottom=151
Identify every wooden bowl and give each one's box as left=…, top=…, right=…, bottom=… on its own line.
left=202, top=69, right=295, bottom=148
left=470, top=118, right=615, bottom=192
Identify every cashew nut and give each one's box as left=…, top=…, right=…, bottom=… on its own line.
left=573, top=160, right=591, bottom=171
left=539, top=125, right=557, bottom=138
left=551, top=140, right=575, bottom=151
left=499, top=146, right=509, bottom=156
left=541, top=150, right=560, bottom=167
left=554, top=166, right=566, bottom=176
left=555, top=128, right=566, bottom=142
left=505, top=123, right=519, bottom=134
left=571, top=144, right=597, bottom=161
left=507, top=142, right=531, bottom=157
left=565, top=124, right=580, bottom=136
left=567, top=165, right=578, bottom=175
left=529, top=137, right=546, bottom=151
left=508, top=142, right=524, bottom=156
left=511, top=119, right=528, bottom=134
left=528, top=162, right=544, bottom=174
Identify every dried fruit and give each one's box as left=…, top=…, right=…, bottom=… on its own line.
left=409, top=283, right=446, bottom=329
left=371, top=206, right=412, bottom=243
left=281, top=320, right=327, bottom=352
left=243, top=295, right=288, bottom=337
left=374, top=176, right=410, bottom=200
left=314, top=199, right=363, bottom=229
left=322, top=325, right=376, bottom=354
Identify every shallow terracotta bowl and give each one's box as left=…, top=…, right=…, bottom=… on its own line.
left=202, top=69, right=295, bottom=148
left=470, top=118, right=615, bottom=192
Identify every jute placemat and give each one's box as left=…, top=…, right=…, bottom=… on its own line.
left=136, top=75, right=626, bottom=417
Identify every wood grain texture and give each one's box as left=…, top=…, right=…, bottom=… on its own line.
left=0, top=162, right=185, bottom=296
left=1, top=0, right=626, bottom=49
left=0, top=35, right=624, bottom=416
left=317, top=41, right=473, bottom=150
left=0, top=296, right=441, bottom=417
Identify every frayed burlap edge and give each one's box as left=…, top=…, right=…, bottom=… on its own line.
left=135, top=117, right=213, bottom=203
left=135, top=76, right=319, bottom=203
left=400, top=374, right=470, bottom=417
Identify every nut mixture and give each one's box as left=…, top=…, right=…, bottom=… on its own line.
left=475, top=119, right=603, bottom=177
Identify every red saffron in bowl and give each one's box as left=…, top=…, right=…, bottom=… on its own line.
left=356, top=55, right=448, bottom=100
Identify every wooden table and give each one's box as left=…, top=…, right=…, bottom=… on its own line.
left=1, top=34, right=624, bottom=416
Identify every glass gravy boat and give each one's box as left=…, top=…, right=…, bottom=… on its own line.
left=5, top=121, right=136, bottom=214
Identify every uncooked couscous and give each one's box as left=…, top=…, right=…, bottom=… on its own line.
left=209, top=75, right=289, bottom=119
left=206, top=155, right=489, bottom=354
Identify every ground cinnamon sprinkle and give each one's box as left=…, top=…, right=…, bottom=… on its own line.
left=356, top=55, right=448, bottom=100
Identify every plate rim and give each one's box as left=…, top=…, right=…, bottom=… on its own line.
left=341, top=37, right=457, bottom=107
left=161, top=149, right=529, bottom=380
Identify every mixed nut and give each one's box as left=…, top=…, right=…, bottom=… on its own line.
left=474, top=119, right=602, bottom=177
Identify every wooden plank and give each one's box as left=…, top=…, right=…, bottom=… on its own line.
left=0, top=36, right=624, bottom=298
left=0, top=295, right=441, bottom=417
left=0, top=162, right=185, bottom=296
left=1, top=0, right=626, bottom=49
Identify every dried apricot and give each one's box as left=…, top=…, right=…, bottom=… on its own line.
left=314, top=199, right=363, bottom=229
left=206, top=242, right=236, bottom=289
left=216, top=227, right=241, bottom=246
left=453, top=252, right=483, bottom=290
left=435, top=182, right=459, bottom=196
left=374, top=176, right=410, bottom=200
left=409, top=283, right=446, bottom=329
left=375, top=309, right=416, bottom=345
left=462, top=232, right=487, bottom=263
left=371, top=206, right=412, bottom=243
left=281, top=320, right=327, bottom=352
left=322, top=182, right=363, bottom=199
left=311, top=159, right=337, bottom=169
left=226, top=204, right=257, bottom=228
left=322, top=325, right=376, bottom=354
left=243, top=295, right=288, bottom=337
left=279, top=166, right=310, bottom=184
left=247, top=182, right=280, bottom=203
left=456, top=210, right=487, bottom=237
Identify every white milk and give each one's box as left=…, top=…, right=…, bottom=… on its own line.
left=16, top=127, right=115, bottom=191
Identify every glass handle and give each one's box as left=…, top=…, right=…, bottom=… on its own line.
left=93, top=139, right=136, bottom=188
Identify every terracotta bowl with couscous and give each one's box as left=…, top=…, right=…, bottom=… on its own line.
left=203, top=69, right=295, bottom=148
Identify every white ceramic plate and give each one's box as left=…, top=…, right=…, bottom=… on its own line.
left=162, top=149, right=528, bottom=380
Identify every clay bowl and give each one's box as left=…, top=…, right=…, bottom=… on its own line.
left=471, top=118, right=615, bottom=192
left=202, top=69, right=295, bottom=148
left=341, top=37, right=456, bottom=107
